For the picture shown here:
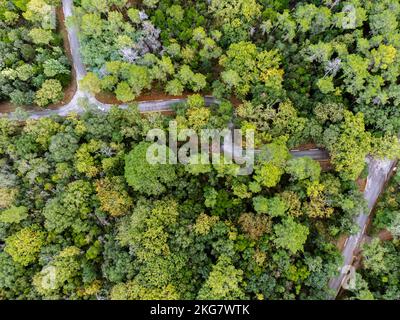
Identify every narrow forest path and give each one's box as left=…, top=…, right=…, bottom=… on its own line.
left=24, top=0, right=219, bottom=118
left=2, top=0, right=395, bottom=299
left=1, top=0, right=330, bottom=162
left=61, top=0, right=400, bottom=297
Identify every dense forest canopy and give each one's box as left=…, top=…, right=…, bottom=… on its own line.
left=76, top=0, right=400, bottom=180
left=0, top=0, right=400, bottom=300
left=0, top=0, right=71, bottom=107
left=0, top=98, right=367, bottom=299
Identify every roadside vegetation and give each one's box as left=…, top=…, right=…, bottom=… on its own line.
left=0, top=0, right=71, bottom=107
left=0, top=0, right=400, bottom=300
left=344, top=170, right=400, bottom=300
left=0, top=98, right=367, bottom=299
left=76, top=0, right=400, bottom=180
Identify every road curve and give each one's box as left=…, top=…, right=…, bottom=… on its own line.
left=6, top=0, right=220, bottom=119
left=2, top=0, right=394, bottom=300
left=3, top=0, right=330, bottom=162
left=61, top=0, right=399, bottom=299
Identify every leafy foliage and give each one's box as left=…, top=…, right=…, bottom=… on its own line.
left=0, top=102, right=366, bottom=299
left=0, top=0, right=70, bottom=107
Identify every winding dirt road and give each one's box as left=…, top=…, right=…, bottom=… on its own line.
left=1, top=0, right=395, bottom=299
left=25, top=0, right=218, bottom=119
left=54, top=0, right=400, bottom=300
left=62, top=0, right=398, bottom=297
